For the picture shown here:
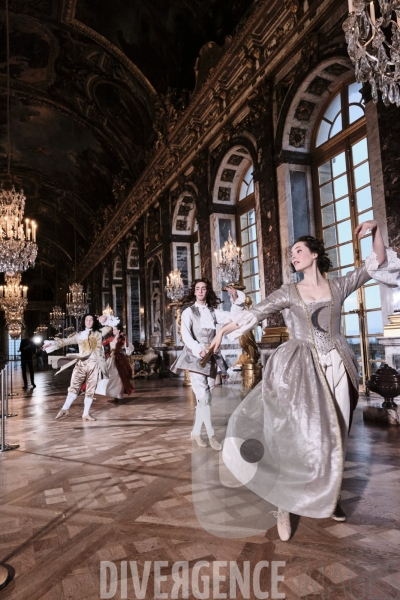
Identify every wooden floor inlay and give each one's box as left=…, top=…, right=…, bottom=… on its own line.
left=0, top=367, right=399, bottom=599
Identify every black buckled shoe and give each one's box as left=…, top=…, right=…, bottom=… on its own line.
left=331, top=496, right=346, bottom=522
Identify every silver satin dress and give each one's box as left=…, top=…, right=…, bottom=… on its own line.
left=223, top=255, right=400, bottom=518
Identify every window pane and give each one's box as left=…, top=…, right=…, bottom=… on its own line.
left=241, top=229, right=249, bottom=245
left=347, top=337, right=361, bottom=359
left=243, top=261, right=252, bottom=277
left=348, top=81, right=363, bottom=105
left=358, top=209, right=374, bottom=224
left=368, top=337, right=385, bottom=360
left=337, top=220, right=353, bottom=244
left=360, top=235, right=372, bottom=260
left=250, top=242, right=257, bottom=258
left=240, top=214, right=248, bottom=228
left=249, top=224, right=256, bottom=241
left=322, top=204, right=335, bottom=227
left=248, top=209, right=256, bottom=225
left=333, top=174, right=349, bottom=199
left=323, top=225, right=337, bottom=248
left=320, top=182, right=334, bottom=205
left=332, top=152, right=346, bottom=177
left=251, top=275, right=259, bottom=291
left=251, top=258, right=259, bottom=274
left=345, top=314, right=360, bottom=335
left=330, top=112, right=343, bottom=138
left=239, top=181, right=247, bottom=201
left=327, top=246, right=339, bottom=268
left=248, top=179, right=254, bottom=195
left=354, top=162, right=370, bottom=189
left=356, top=186, right=372, bottom=212
left=349, top=104, right=364, bottom=124
left=319, top=161, right=332, bottom=184
left=344, top=291, right=358, bottom=313
left=351, top=138, right=368, bottom=166
left=324, top=93, right=341, bottom=123
left=339, top=242, right=354, bottom=266
left=341, top=265, right=354, bottom=276
left=335, top=197, right=350, bottom=221
left=367, top=310, right=383, bottom=334
left=316, top=119, right=331, bottom=147
left=327, top=269, right=339, bottom=279
left=364, top=285, right=381, bottom=310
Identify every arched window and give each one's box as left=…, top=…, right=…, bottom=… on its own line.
left=236, top=164, right=260, bottom=307
left=102, top=267, right=109, bottom=288
left=192, top=217, right=200, bottom=280
left=313, top=80, right=383, bottom=387
left=127, top=240, right=139, bottom=269
left=113, top=257, right=122, bottom=279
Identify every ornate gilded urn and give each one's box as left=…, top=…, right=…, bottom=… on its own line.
left=367, top=364, right=400, bottom=409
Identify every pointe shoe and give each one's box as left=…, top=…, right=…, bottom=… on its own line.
left=190, top=433, right=208, bottom=447
left=331, top=496, right=346, bottom=522
left=209, top=436, right=222, bottom=451
left=55, top=409, right=69, bottom=420
left=82, top=414, right=96, bottom=421
left=271, top=508, right=291, bottom=541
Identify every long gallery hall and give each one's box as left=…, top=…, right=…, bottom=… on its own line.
left=1, top=0, right=400, bottom=598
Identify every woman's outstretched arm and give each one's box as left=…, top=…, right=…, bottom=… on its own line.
left=355, top=219, right=386, bottom=265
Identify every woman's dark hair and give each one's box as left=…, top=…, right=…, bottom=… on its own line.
left=113, top=322, right=123, bottom=333
left=291, top=236, right=332, bottom=274
left=181, top=278, right=222, bottom=309
left=80, top=313, right=100, bottom=332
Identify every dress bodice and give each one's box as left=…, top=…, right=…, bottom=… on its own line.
left=305, top=298, right=334, bottom=355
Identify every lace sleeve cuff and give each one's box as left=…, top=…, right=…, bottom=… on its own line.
left=365, top=247, right=400, bottom=288
left=227, top=311, right=258, bottom=341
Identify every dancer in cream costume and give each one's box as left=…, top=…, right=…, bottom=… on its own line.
left=43, top=313, right=119, bottom=421
left=211, top=220, right=400, bottom=541
left=171, top=278, right=245, bottom=450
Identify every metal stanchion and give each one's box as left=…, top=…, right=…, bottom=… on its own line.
left=0, top=365, right=19, bottom=452
left=4, top=361, right=17, bottom=418
left=7, top=357, right=17, bottom=398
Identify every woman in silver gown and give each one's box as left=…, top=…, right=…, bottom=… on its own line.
left=211, top=220, right=400, bottom=541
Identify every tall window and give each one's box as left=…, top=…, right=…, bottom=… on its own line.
left=113, top=257, right=122, bottom=279
left=192, top=218, right=200, bottom=280
left=237, top=165, right=260, bottom=306
left=314, top=81, right=384, bottom=387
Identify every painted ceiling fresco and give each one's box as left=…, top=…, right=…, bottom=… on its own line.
left=0, top=0, right=254, bottom=299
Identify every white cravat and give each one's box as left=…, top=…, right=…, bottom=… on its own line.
left=194, top=303, right=215, bottom=329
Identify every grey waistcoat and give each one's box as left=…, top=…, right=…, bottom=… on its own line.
left=170, top=305, right=228, bottom=377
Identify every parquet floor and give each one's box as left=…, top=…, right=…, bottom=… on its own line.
left=0, top=366, right=399, bottom=599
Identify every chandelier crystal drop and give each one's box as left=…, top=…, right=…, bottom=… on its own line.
left=50, top=305, right=65, bottom=329
left=0, top=186, right=38, bottom=275
left=215, top=232, right=244, bottom=285
left=165, top=269, right=185, bottom=302
left=343, top=0, right=400, bottom=105
left=66, top=282, right=87, bottom=318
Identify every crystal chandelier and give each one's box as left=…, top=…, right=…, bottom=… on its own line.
left=0, top=0, right=38, bottom=275
left=344, top=0, right=400, bottom=105
left=165, top=269, right=185, bottom=302
left=8, top=321, right=22, bottom=339
left=0, top=188, right=38, bottom=275
left=50, top=305, right=65, bottom=329
left=35, top=323, right=48, bottom=335
left=215, top=232, right=244, bottom=285
left=66, top=282, right=87, bottom=318
left=0, top=273, right=27, bottom=334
